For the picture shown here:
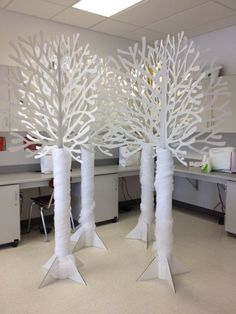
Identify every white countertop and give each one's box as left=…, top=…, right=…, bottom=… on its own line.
left=1, top=163, right=236, bottom=189
left=174, top=164, right=236, bottom=184
left=0, top=165, right=140, bottom=188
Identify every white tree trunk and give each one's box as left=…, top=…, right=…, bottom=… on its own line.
left=154, top=148, right=174, bottom=277
left=140, top=143, right=155, bottom=225
left=71, top=144, right=106, bottom=250
left=138, top=147, right=188, bottom=291
left=79, top=144, right=96, bottom=231
left=126, top=143, right=154, bottom=242
left=41, top=148, right=85, bottom=287
left=53, top=147, right=71, bottom=258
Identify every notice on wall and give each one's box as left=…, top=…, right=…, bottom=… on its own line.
left=0, top=137, right=6, bottom=151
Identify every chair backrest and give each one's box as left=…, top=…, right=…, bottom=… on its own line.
left=47, top=178, right=54, bottom=209
left=48, top=178, right=54, bottom=189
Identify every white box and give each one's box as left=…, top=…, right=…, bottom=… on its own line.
left=209, top=147, right=236, bottom=173
left=40, top=154, right=53, bottom=174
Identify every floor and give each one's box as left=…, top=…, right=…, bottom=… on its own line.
left=0, top=207, right=236, bottom=314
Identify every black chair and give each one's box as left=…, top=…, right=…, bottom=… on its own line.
left=27, top=178, right=75, bottom=241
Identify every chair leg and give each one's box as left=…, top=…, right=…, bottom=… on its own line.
left=40, top=208, right=48, bottom=241
left=27, top=202, right=35, bottom=233
left=70, top=211, right=75, bottom=232
left=20, top=194, right=23, bottom=217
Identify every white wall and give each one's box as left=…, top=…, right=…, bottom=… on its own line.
left=193, top=25, right=236, bottom=76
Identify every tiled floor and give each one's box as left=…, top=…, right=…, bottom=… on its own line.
left=0, top=206, right=236, bottom=314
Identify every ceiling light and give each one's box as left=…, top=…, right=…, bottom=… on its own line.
left=73, top=0, right=143, bottom=17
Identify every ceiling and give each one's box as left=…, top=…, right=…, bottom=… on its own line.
left=1, top=0, right=236, bottom=43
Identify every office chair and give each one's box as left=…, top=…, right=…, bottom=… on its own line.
left=27, top=178, right=75, bottom=241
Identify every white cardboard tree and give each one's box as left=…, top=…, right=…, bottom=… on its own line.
left=71, top=58, right=122, bottom=251
left=107, top=38, right=163, bottom=245
left=111, top=32, right=229, bottom=291
left=9, top=32, right=100, bottom=287
left=137, top=33, right=229, bottom=291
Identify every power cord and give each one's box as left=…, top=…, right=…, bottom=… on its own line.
left=120, top=177, right=140, bottom=210
left=213, top=183, right=226, bottom=225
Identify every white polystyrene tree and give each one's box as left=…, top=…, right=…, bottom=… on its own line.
left=148, top=34, right=229, bottom=162
left=71, top=57, right=124, bottom=251
left=138, top=32, right=229, bottom=292
left=91, top=58, right=125, bottom=152
left=9, top=32, right=100, bottom=287
left=106, top=38, right=164, bottom=244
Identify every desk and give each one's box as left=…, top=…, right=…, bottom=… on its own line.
left=174, top=165, right=236, bottom=234
left=0, top=164, right=235, bottom=236
left=174, top=164, right=236, bottom=185
left=0, top=165, right=140, bottom=189
left=0, top=165, right=140, bottom=244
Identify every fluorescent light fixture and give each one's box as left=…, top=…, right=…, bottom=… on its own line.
left=73, top=0, right=143, bottom=17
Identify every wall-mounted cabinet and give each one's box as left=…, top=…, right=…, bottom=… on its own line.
left=0, top=108, right=10, bottom=131
left=0, top=65, right=26, bottom=132
left=9, top=66, right=26, bottom=132
left=220, top=75, right=236, bottom=133
left=0, top=65, right=10, bottom=131
left=198, top=75, right=236, bottom=133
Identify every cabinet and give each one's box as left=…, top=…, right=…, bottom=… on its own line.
left=71, top=174, right=118, bottom=223
left=0, top=109, right=10, bottom=131
left=198, top=78, right=212, bottom=132
left=0, top=184, right=20, bottom=246
left=220, top=75, right=236, bottom=132
left=0, top=65, right=10, bottom=131
left=8, top=66, right=26, bottom=132
left=94, top=174, right=118, bottom=223
left=199, top=75, right=236, bottom=133
left=0, top=65, right=25, bottom=132
left=225, top=181, right=236, bottom=234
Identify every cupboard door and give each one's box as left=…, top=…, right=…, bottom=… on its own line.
left=71, top=174, right=119, bottom=223
left=225, top=181, right=236, bottom=235
left=0, top=108, right=10, bottom=131
left=94, top=174, right=118, bottom=223
left=221, top=75, right=236, bottom=133
left=10, top=104, right=26, bottom=132
left=0, top=65, right=9, bottom=105
left=198, top=75, right=236, bottom=133
left=197, top=78, right=212, bottom=132
left=8, top=66, right=26, bottom=132
left=0, top=184, right=20, bottom=245
left=0, top=66, right=10, bottom=131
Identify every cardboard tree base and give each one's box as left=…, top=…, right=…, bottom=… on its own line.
left=126, top=222, right=155, bottom=248
left=71, top=227, right=106, bottom=252
left=138, top=255, right=188, bottom=292
left=40, top=254, right=85, bottom=288
left=43, top=253, right=83, bottom=270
